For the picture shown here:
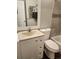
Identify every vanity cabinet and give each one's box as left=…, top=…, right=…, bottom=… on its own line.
left=17, top=42, right=22, bottom=59
left=19, top=36, right=45, bottom=59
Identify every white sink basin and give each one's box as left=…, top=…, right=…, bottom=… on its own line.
left=22, top=31, right=36, bottom=36
left=18, top=30, right=44, bottom=41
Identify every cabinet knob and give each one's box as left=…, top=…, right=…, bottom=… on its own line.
left=40, top=47, right=42, bottom=48
left=35, top=40, right=38, bottom=42
left=39, top=52, right=42, bottom=54
left=40, top=40, right=42, bottom=41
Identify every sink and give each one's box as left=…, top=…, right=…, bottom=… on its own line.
left=18, top=30, right=44, bottom=41
left=22, top=31, right=36, bottom=36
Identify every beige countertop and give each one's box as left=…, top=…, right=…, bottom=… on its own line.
left=17, top=30, right=44, bottom=41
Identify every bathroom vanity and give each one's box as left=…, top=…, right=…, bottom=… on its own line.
left=17, top=30, right=45, bottom=59
left=17, top=0, right=55, bottom=59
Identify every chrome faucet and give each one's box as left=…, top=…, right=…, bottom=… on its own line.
left=28, top=27, right=31, bottom=32
left=28, top=26, right=40, bottom=32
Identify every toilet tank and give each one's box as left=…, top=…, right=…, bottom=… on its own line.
left=40, top=28, right=51, bottom=40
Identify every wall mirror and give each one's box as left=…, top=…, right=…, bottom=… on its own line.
left=17, top=0, right=54, bottom=31
left=17, top=0, right=38, bottom=28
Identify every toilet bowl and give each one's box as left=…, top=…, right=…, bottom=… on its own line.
left=44, top=40, right=59, bottom=59
left=40, top=28, right=59, bottom=59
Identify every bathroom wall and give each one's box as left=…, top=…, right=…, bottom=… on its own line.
left=51, top=0, right=61, bottom=36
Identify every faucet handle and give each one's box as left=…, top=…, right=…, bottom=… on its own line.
left=28, top=26, right=31, bottom=32
left=28, top=28, right=31, bottom=32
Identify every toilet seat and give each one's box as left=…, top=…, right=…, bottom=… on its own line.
left=45, top=40, right=59, bottom=53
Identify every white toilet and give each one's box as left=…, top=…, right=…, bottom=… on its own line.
left=40, top=28, right=59, bottom=59
left=44, top=40, right=59, bottom=59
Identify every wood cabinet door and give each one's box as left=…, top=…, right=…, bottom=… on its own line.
left=17, top=42, right=22, bottom=59
left=20, top=39, right=38, bottom=59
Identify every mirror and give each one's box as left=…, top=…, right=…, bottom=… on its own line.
left=17, top=0, right=38, bottom=27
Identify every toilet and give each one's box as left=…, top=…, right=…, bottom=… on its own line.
left=44, top=40, right=59, bottom=59
left=40, top=28, right=59, bottom=59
